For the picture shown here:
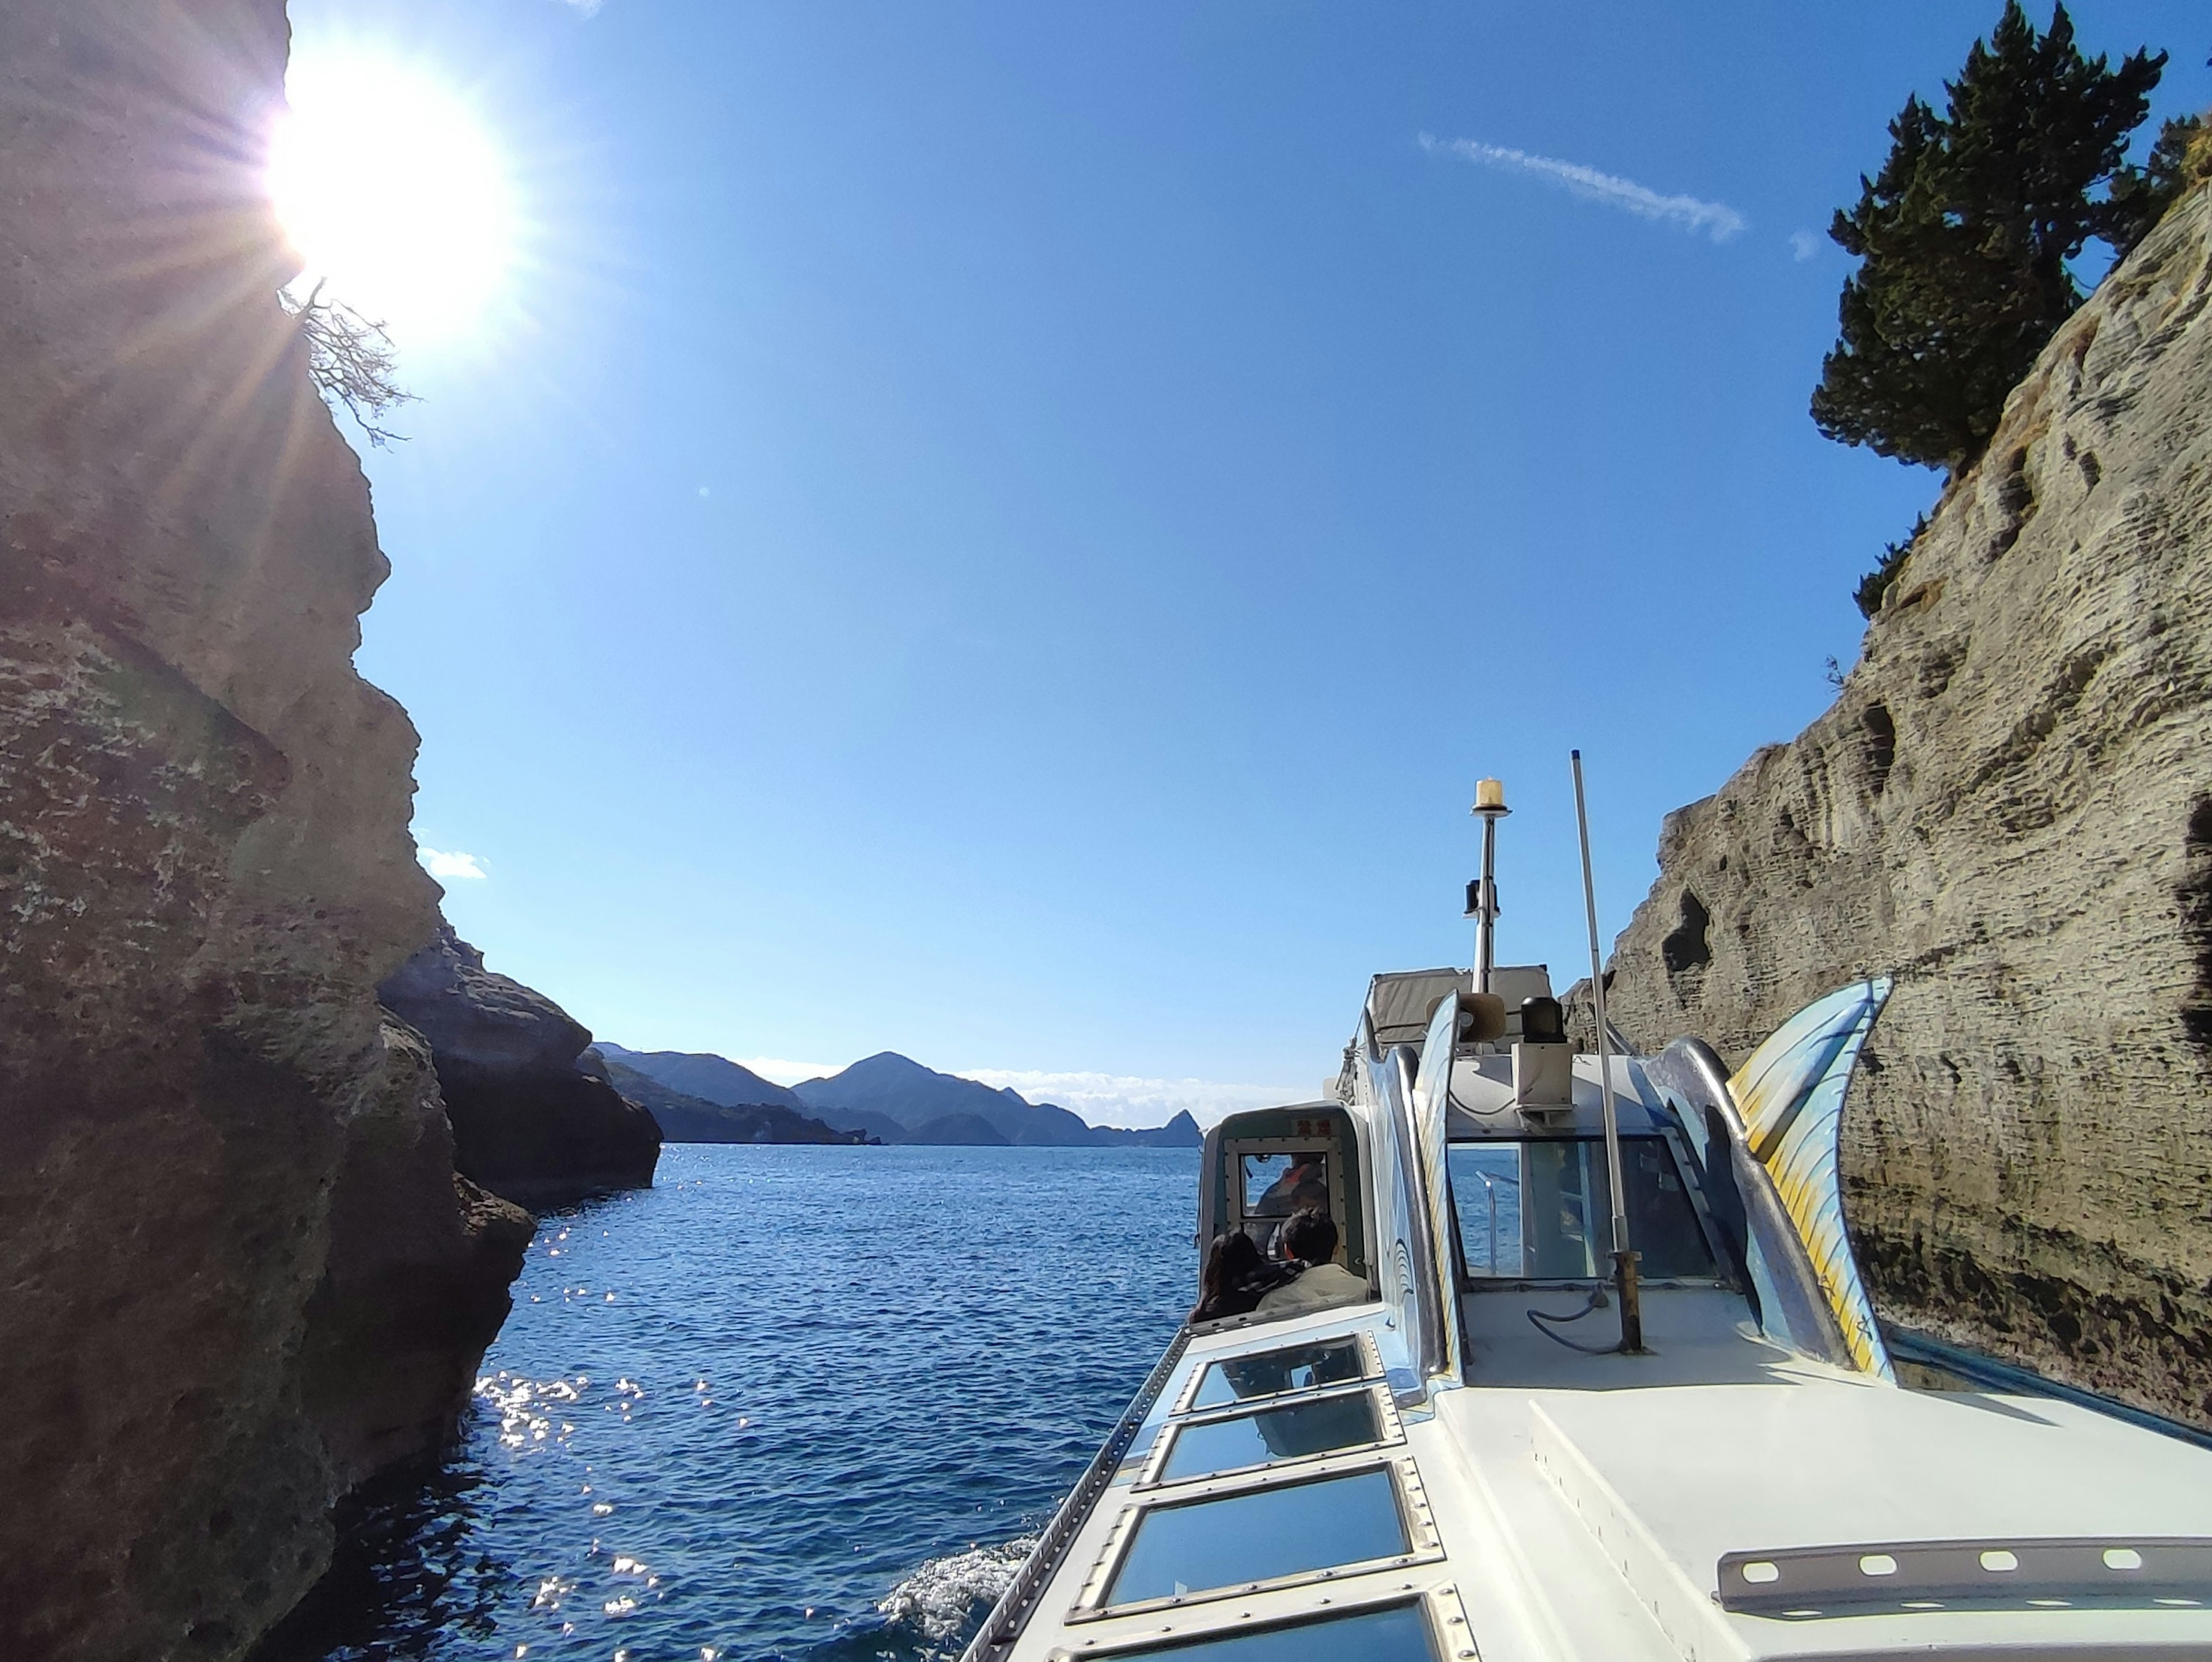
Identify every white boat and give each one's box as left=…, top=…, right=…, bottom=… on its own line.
left=963, top=778, right=2212, bottom=1662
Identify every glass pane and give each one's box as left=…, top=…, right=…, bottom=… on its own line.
left=1103, top=1601, right=1435, bottom=1662
left=1454, top=1137, right=1717, bottom=1280
left=1106, top=1469, right=1407, bottom=1607
left=1161, top=1392, right=1380, bottom=1482
left=1619, top=1137, right=1717, bottom=1278
left=1190, top=1340, right=1364, bottom=1408
left=1524, top=1140, right=1600, bottom=1277
left=1241, top=1153, right=1328, bottom=1219
left=1448, top=1145, right=1523, bottom=1276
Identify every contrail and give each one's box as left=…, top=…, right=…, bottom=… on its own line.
left=1421, top=133, right=1747, bottom=243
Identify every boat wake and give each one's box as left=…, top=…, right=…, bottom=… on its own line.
left=874, top=1536, right=1037, bottom=1652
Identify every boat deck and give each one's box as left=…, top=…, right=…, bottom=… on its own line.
left=979, top=1297, right=2212, bottom=1662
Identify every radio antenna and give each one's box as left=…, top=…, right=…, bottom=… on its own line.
left=1572, top=749, right=1643, bottom=1354
left=1469, top=778, right=1509, bottom=995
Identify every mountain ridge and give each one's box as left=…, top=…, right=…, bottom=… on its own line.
left=596, top=1042, right=802, bottom=1111
left=609, top=1044, right=1202, bottom=1148
left=589, top=1050, right=862, bottom=1145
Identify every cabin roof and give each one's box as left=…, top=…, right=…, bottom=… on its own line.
left=1445, top=1051, right=1672, bottom=1138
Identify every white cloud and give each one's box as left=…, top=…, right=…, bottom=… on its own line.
left=959, top=1068, right=1309, bottom=1131
left=549, top=0, right=603, bottom=14
left=418, top=845, right=488, bottom=881
left=736, top=1055, right=845, bottom=1086
left=1790, top=229, right=1823, bottom=262
left=1421, top=133, right=1746, bottom=243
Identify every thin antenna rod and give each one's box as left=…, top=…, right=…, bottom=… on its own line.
left=1469, top=778, right=1509, bottom=997
left=1572, top=748, right=1643, bottom=1354
left=1476, top=812, right=1498, bottom=995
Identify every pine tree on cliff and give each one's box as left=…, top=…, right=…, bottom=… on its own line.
left=1812, top=3, right=2166, bottom=477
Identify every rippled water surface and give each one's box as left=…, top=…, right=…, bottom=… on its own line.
left=270, top=1145, right=1194, bottom=1662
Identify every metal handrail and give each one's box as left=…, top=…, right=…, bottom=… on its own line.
left=1478, top=1171, right=1499, bottom=1274
left=960, top=1324, right=1194, bottom=1662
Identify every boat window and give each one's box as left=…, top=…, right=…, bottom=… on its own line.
left=1449, top=1135, right=1715, bottom=1280
left=1106, top=1468, right=1408, bottom=1607
left=1188, top=1338, right=1366, bottom=1409
left=1159, top=1390, right=1380, bottom=1483
left=1093, top=1600, right=1437, bottom=1661
left=1238, top=1151, right=1330, bottom=1243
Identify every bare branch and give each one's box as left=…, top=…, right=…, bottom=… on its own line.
left=280, top=281, right=416, bottom=447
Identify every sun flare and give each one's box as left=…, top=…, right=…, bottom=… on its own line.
left=269, top=54, right=517, bottom=344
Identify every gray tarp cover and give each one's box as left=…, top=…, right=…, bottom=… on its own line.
left=1366, top=966, right=1555, bottom=1048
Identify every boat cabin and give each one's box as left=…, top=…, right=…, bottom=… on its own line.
left=964, top=959, right=2212, bottom=1662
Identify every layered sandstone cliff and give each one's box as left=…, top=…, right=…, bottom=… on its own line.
left=1606, top=184, right=2212, bottom=1429
left=381, top=929, right=661, bottom=1205
left=0, top=4, right=530, bottom=1657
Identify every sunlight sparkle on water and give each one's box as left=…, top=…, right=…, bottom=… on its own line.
left=268, top=51, right=516, bottom=343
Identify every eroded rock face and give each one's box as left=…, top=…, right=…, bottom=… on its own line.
left=380, top=929, right=661, bottom=1206
left=0, top=4, right=529, bottom=1657
left=1606, top=185, right=2212, bottom=1429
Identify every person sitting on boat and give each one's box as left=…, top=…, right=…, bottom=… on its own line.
left=1191, top=1230, right=1294, bottom=1323
left=1255, top=1208, right=1370, bottom=1317
left=1264, top=1178, right=1331, bottom=1258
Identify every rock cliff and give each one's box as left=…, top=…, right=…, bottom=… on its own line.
left=381, top=930, right=661, bottom=1203
left=1605, top=184, right=2212, bottom=1429
left=0, top=4, right=529, bottom=1657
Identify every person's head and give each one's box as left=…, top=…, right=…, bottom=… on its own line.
left=1203, top=1229, right=1263, bottom=1295
left=1280, top=1206, right=1338, bottom=1266
left=1290, top=1179, right=1328, bottom=1210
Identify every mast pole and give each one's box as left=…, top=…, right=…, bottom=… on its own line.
left=1572, top=749, right=1642, bottom=1354
left=1471, top=778, right=1509, bottom=996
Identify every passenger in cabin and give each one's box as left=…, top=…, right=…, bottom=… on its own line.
left=1191, top=1231, right=1295, bottom=1323
left=1263, top=1179, right=1331, bottom=1259
left=1255, top=1208, right=1370, bottom=1316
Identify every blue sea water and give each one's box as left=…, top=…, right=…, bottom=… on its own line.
left=267, top=1145, right=1194, bottom=1662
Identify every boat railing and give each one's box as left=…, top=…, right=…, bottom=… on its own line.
left=1348, top=1020, right=1455, bottom=1385
left=960, top=1324, right=1194, bottom=1662
left=1472, top=1169, right=1509, bottom=1276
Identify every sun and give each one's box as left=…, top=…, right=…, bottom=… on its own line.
left=268, top=53, right=517, bottom=345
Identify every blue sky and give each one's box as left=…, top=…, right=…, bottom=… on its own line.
left=294, top=1, right=2210, bottom=1124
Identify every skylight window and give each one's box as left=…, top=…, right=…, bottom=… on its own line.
left=1187, top=1338, right=1368, bottom=1410
left=1105, top=1467, right=1409, bottom=1608
left=1158, top=1390, right=1381, bottom=1484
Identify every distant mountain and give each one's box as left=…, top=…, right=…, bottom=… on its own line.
left=1093, top=1110, right=1203, bottom=1147
left=794, top=1052, right=1091, bottom=1145
left=596, top=1041, right=1204, bottom=1148
left=592, top=1051, right=862, bottom=1145
left=826, top=1107, right=910, bottom=1145
left=907, top=1111, right=1009, bottom=1146
left=597, top=1042, right=802, bottom=1111
left=795, top=1051, right=1203, bottom=1148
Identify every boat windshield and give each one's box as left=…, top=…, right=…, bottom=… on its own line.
left=1447, top=1135, right=1715, bottom=1281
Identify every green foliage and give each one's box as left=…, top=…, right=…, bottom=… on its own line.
left=2108, top=92, right=2211, bottom=255
left=1812, top=3, right=2166, bottom=476
left=1855, top=514, right=1930, bottom=620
